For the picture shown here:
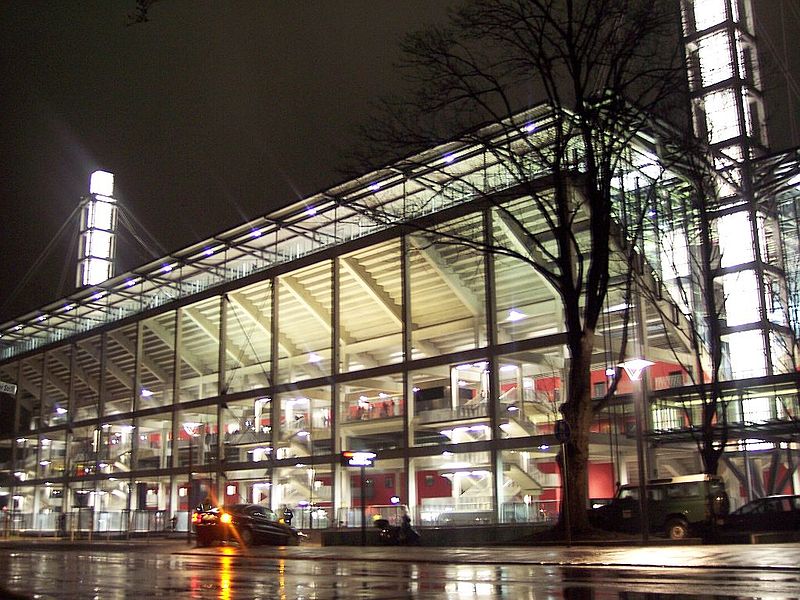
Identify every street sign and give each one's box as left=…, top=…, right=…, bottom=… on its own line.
left=554, top=419, right=571, bottom=443
left=341, top=451, right=376, bottom=467
left=0, top=381, right=17, bottom=395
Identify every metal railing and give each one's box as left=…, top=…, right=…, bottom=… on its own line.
left=0, top=509, right=176, bottom=538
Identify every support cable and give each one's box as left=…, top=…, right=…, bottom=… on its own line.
left=116, top=202, right=169, bottom=260
left=225, top=294, right=273, bottom=391
left=754, top=0, right=800, bottom=146
left=0, top=203, right=81, bottom=318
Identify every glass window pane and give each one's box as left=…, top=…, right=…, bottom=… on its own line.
left=410, top=362, right=491, bottom=448
left=177, top=408, right=217, bottom=468
left=694, top=0, right=726, bottom=31
left=339, top=377, right=404, bottom=453
left=408, top=215, right=487, bottom=356
left=722, top=270, right=759, bottom=326
left=337, top=458, right=406, bottom=527
left=135, top=413, right=173, bottom=470
left=493, top=199, right=562, bottom=343
left=274, top=465, right=326, bottom=522
left=15, top=436, right=39, bottom=482
left=697, top=31, right=734, bottom=86
left=43, top=351, right=69, bottom=428
left=128, top=477, right=171, bottom=532
left=724, top=330, right=766, bottom=378
left=221, top=396, right=272, bottom=465
left=69, top=425, right=98, bottom=478
left=276, top=386, right=332, bottom=459
left=703, top=89, right=741, bottom=144
left=497, top=350, right=565, bottom=439
left=277, top=262, right=332, bottom=383
left=412, top=451, right=494, bottom=526
left=179, top=297, right=221, bottom=402
left=103, top=324, right=136, bottom=416
left=501, top=448, right=559, bottom=525
left=140, top=311, right=176, bottom=408
left=20, top=356, right=44, bottom=432
left=13, top=485, right=36, bottom=530
left=224, top=280, right=272, bottom=394
left=223, top=468, right=271, bottom=506
left=717, top=211, right=754, bottom=267
left=73, top=337, right=101, bottom=423
left=339, top=241, right=403, bottom=372
left=38, top=433, right=67, bottom=480
left=97, top=421, right=134, bottom=475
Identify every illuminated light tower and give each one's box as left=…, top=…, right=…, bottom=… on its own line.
left=683, top=0, right=768, bottom=173
left=77, top=170, right=118, bottom=287
left=682, top=1, right=792, bottom=377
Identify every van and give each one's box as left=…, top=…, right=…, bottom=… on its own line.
left=589, top=474, right=730, bottom=539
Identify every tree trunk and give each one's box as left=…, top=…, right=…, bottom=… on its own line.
left=559, top=330, right=596, bottom=533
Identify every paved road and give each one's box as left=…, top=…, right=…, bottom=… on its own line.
left=0, top=538, right=798, bottom=598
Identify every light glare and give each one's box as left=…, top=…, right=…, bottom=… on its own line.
left=89, top=170, right=114, bottom=196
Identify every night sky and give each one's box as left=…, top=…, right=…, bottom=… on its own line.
left=0, top=0, right=458, bottom=325
left=1, top=1, right=798, bottom=326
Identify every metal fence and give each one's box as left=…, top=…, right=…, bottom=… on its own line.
left=1, top=509, right=175, bottom=538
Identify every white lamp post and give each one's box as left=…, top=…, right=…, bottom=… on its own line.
left=619, top=359, right=654, bottom=543
left=183, top=422, right=203, bottom=545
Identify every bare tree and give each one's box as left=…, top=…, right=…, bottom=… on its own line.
left=641, top=131, right=800, bottom=489
left=346, top=0, right=691, bottom=534
left=636, top=134, right=733, bottom=477
left=759, top=160, right=800, bottom=376
left=127, top=0, right=161, bottom=26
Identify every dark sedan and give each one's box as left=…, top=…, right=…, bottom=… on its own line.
left=723, top=495, right=800, bottom=532
left=193, top=503, right=304, bottom=547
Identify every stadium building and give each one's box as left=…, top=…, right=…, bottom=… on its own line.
left=0, top=0, right=798, bottom=537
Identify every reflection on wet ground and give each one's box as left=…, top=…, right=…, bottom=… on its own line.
left=0, top=542, right=798, bottom=599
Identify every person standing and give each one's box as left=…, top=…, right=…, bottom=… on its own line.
left=58, top=512, right=67, bottom=537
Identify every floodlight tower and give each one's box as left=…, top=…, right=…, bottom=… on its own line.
left=76, top=170, right=118, bottom=287
left=683, top=0, right=768, bottom=170
left=682, top=0, right=793, bottom=377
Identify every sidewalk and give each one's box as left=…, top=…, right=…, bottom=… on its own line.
left=2, top=535, right=799, bottom=572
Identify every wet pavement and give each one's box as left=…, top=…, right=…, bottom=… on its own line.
left=3, top=536, right=800, bottom=571
left=0, top=537, right=798, bottom=598
left=191, top=540, right=800, bottom=571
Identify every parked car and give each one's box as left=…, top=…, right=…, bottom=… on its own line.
left=722, top=495, right=800, bottom=533
left=589, top=474, right=730, bottom=539
left=193, top=503, right=304, bottom=547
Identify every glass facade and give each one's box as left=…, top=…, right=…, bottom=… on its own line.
left=0, top=96, right=798, bottom=537
left=3, top=190, right=797, bottom=536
